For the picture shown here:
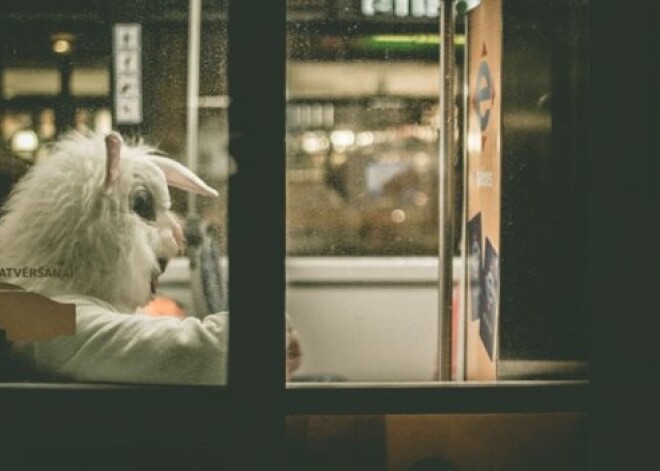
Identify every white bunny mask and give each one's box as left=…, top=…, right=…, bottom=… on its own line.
left=0, top=131, right=217, bottom=312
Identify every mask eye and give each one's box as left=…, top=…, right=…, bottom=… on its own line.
left=130, top=188, right=156, bottom=221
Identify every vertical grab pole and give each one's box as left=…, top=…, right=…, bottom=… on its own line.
left=438, top=0, right=456, bottom=381
left=186, top=0, right=202, bottom=215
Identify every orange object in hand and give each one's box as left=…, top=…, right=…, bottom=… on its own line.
left=140, top=296, right=186, bottom=319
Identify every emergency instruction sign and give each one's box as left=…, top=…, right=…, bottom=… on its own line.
left=113, top=24, right=143, bottom=124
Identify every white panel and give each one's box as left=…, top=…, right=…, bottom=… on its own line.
left=4, top=67, right=109, bottom=97
left=71, top=68, right=111, bottom=95
left=287, top=61, right=440, bottom=98
left=287, top=257, right=439, bottom=283
left=287, top=286, right=439, bottom=381
left=395, top=0, right=410, bottom=16
left=3, top=68, right=59, bottom=97
left=361, top=0, right=376, bottom=15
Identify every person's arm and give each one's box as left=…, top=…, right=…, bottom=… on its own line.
left=30, top=305, right=228, bottom=385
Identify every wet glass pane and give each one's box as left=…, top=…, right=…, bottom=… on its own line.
left=0, top=0, right=230, bottom=385
left=285, top=0, right=589, bottom=384
left=285, top=0, right=443, bottom=383
left=494, top=0, right=589, bottom=378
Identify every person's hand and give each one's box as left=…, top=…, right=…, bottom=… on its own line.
left=286, top=327, right=303, bottom=381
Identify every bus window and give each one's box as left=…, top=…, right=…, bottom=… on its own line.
left=0, top=1, right=231, bottom=386
left=285, top=1, right=446, bottom=382
left=285, top=0, right=589, bottom=383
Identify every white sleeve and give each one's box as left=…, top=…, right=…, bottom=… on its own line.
left=29, top=304, right=228, bottom=385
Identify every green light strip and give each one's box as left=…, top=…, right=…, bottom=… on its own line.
left=368, top=34, right=465, bottom=46
left=371, top=34, right=439, bottom=45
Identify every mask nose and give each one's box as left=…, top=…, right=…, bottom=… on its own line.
left=172, top=222, right=184, bottom=248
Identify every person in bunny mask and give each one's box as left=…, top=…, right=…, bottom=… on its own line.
left=0, top=131, right=299, bottom=385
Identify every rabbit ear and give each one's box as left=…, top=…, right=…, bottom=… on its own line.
left=148, top=154, right=219, bottom=197
left=104, top=132, right=123, bottom=193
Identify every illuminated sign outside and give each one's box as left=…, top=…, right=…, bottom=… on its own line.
left=361, top=0, right=439, bottom=18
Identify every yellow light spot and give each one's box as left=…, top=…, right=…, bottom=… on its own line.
left=53, top=39, right=72, bottom=54
left=391, top=209, right=406, bottom=223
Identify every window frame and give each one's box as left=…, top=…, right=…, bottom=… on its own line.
left=0, top=0, right=591, bottom=468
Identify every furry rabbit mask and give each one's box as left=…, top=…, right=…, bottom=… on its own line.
left=0, top=132, right=218, bottom=312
